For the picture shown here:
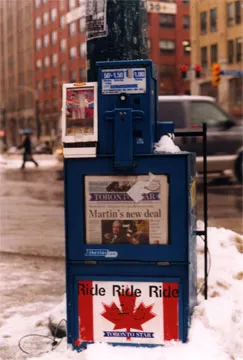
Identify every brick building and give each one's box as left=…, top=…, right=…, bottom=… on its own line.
left=33, top=0, right=87, bottom=141
left=0, top=0, right=34, bottom=148
left=148, top=0, right=191, bottom=95
left=1, top=0, right=191, bottom=145
left=190, top=0, right=243, bottom=117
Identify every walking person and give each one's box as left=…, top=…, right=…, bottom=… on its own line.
left=18, top=133, right=38, bottom=169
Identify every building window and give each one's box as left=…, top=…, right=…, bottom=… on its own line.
left=200, top=12, right=207, bottom=34
left=52, top=76, right=58, bottom=88
left=211, top=44, right=218, bottom=63
left=8, top=35, right=13, bottom=49
left=51, top=31, right=58, bottom=45
left=44, top=56, right=50, bottom=68
left=228, top=40, right=234, bottom=64
left=159, top=40, right=175, bottom=54
left=70, top=71, right=76, bottom=82
left=79, top=43, right=86, bottom=57
left=52, top=99, right=58, bottom=111
left=80, top=68, right=86, bottom=81
left=36, top=38, right=42, bottom=51
left=52, top=53, right=58, bottom=67
left=159, top=14, right=175, bottom=28
left=235, top=1, right=241, bottom=24
left=210, top=8, right=217, bottom=32
left=183, top=40, right=191, bottom=55
left=60, top=15, right=66, bottom=29
left=8, top=55, right=13, bottom=69
left=43, top=12, right=49, bottom=26
left=36, top=59, right=42, bottom=71
left=35, top=0, right=41, bottom=8
left=201, top=47, right=208, bottom=68
left=44, top=79, right=49, bottom=91
left=183, top=15, right=190, bottom=29
left=227, top=3, right=234, bottom=27
left=59, top=0, right=65, bottom=10
left=36, top=100, right=41, bottom=112
left=70, top=46, right=77, bottom=59
left=43, top=34, right=49, bottom=48
left=69, top=0, right=76, bottom=10
left=36, top=81, right=41, bottom=91
left=61, top=63, right=66, bottom=78
left=35, top=16, right=41, bottom=29
left=18, top=73, right=24, bottom=88
left=60, top=39, right=66, bottom=52
left=79, top=17, right=85, bottom=32
left=236, top=38, right=242, bottom=62
left=51, top=8, right=57, bottom=22
left=44, top=100, right=50, bottom=111
left=69, top=22, right=76, bottom=36
left=43, top=0, right=47, bottom=4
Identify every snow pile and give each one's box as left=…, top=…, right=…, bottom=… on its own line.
left=1, top=225, right=243, bottom=360
left=0, top=154, right=7, bottom=165
left=154, top=135, right=181, bottom=154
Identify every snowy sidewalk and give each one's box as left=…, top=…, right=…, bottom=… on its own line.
left=0, top=226, right=242, bottom=360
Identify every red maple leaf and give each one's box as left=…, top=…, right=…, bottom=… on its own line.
left=101, top=288, right=156, bottom=339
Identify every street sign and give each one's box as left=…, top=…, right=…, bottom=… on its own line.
left=101, top=68, right=147, bottom=95
left=147, top=1, right=177, bottom=14
left=220, top=70, right=243, bottom=77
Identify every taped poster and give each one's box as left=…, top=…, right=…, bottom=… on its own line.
left=86, top=0, right=107, bottom=40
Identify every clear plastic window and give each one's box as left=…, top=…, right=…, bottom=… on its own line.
left=84, top=175, right=169, bottom=245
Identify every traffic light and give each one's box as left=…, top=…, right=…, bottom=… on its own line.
left=212, top=63, right=221, bottom=87
left=195, top=65, right=202, bottom=78
left=181, top=65, right=188, bottom=79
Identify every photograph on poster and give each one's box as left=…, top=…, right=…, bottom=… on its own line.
left=65, top=87, right=94, bottom=136
left=102, top=220, right=150, bottom=245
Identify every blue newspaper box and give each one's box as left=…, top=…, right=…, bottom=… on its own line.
left=62, top=60, right=197, bottom=350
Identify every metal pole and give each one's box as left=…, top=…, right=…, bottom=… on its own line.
left=86, top=0, right=148, bottom=82
left=203, top=123, right=208, bottom=300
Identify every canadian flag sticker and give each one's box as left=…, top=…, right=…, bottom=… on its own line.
left=75, top=280, right=179, bottom=346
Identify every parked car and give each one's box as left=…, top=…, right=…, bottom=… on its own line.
left=158, top=95, right=243, bottom=183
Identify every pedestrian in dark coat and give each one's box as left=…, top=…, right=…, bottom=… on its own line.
left=18, top=134, right=38, bottom=169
